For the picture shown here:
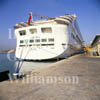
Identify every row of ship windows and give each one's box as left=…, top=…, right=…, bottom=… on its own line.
left=19, top=44, right=54, bottom=47
left=19, top=27, right=52, bottom=36
left=19, top=43, right=66, bottom=47
left=20, top=38, right=54, bottom=43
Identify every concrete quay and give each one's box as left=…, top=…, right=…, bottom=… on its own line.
left=0, top=54, right=100, bottom=100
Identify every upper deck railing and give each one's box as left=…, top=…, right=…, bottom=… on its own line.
left=14, top=15, right=76, bottom=29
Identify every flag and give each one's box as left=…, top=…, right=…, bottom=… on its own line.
left=28, top=12, right=32, bottom=25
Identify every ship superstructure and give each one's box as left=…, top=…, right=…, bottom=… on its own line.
left=14, top=14, right=84, bottom=60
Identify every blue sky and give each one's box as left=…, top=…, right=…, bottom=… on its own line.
left=0, top=0, right=100, bottom=50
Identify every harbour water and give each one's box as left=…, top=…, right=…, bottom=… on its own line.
left=0, top=53, right=56, bottom=74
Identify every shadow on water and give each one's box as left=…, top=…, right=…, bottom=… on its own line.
left=0, top=71, right=9, bottom=82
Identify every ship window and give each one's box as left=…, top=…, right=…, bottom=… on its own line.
left=30, top=40, right=34, bottom=43
left=41, top=44, right=54, bottom=46
left=48, top=38, right=54, bottom=42
left=41, top=27, right=52, bottom=33
left=41, top=39, right=47, bottom=42
left=24, top=40, right=28, bottom=43
left=19, top=45, right=25, bottom=47
left=19, top=30, right=26, bottom=36
left=62, top=43, right=66, bottom=46
left=35, top=39, right=40, bottom=42
left=20, top=40, right=23, bottom=43
left=29, top=29, right=37, bottom=34
left=29, top=44, right=32, bottom=46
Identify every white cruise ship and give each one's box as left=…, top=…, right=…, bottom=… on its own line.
left=14, top=14, right=84, bottom=60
